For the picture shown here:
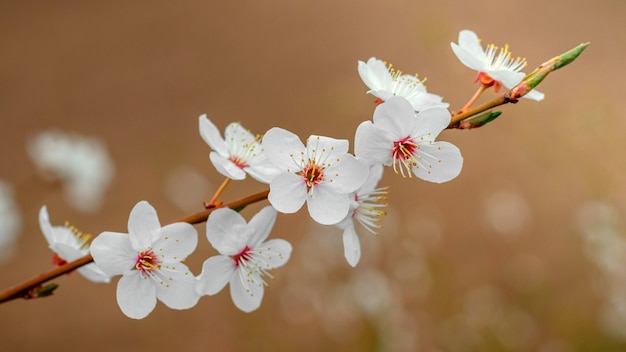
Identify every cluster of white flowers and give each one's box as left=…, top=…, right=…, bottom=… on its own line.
left=36, top=29, right=545, bottom=319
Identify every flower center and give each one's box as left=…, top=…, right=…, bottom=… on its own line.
left=135, top=249, right=161, bottom=275
left=228, top=155, right=249, bottom=169
left=231, top=246, right=251, bottom=267
left=299, top=163, right=325, bottom=191
left=391, top=136, right=419, bottom=177
left=392, top=136, right=417, bottom=161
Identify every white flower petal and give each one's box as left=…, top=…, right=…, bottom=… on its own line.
left=407, top=90, right=450, bottom=111
left=451, top=30, right=488, bottom=72
left=38, top=206, right=54, bottom=244
left=230, top=270, right=265, bottom=313
left=306, top=135, right=349, bottom=158
left=262, top=127, right=306, bottom=172
left=51, top=242, right=85, bottom=262
left=224, top=122, right=256, bottom=148
left=489, top=70, right=524, bottom=88
left=38, top=206, right=78, bottom=248
left=523, top=89, right=545, bottom=101
left=199, top=114, right=228, bottom=156
left=324, top=154, right=368, bottom=194
left=247, top=206, right=277, bottom=248
left=77, top=263, right=112, bottom=283
left=268, top=173, right=307, bottom=214
left=209, top=152, right=246, bottom=180
left=354, top=121, right=395, bottom=166
left=358, top=57, right=394, bottom=92
left=90, top=232, right=136, bottom=276
left=373, top=97, right=417, bottom=136
left=360, top=163, right=384, bottom=194
left=127, top=201, right=161, bottom=250
left=206, top=208, right=251, bottom=255
left=307, top=186, right=350, bottom=225
left=154, top=263, right=199, bottom=310
left=412, top=107, right=451, bottom=140
left=245, top=158, right=281, bottom=184
left=116, top=272, right=157, bottom=319
left=196, top=255, right=236, bottom=295
left=342, top=224, right=361, bottom=267
left=154, top=222, right=198, bottom=260
left=256, top=238, right=292, bottom=269
left=413, top=141, right=463, bottom=183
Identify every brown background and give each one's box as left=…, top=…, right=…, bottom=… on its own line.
left=1, top=0, right=625, bottom=351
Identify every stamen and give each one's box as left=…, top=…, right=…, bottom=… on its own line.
left=135, top=249, right=161, bottom=276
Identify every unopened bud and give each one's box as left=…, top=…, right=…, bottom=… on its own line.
left=24, top=283, right=59, bottom=299
left=511, top=42, right=589, bottom=100
left=458, top=111, right=502, bottom=129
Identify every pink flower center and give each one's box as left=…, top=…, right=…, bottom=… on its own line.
left=299, top=163, right=325, bottom=191
left=135, top=249, right=161, bottom=275
left=231, top=246, right=251, bottom=267
left=391, top=136, right=421, bottom=177
left=392, top=136, right=417, bottom=161
left=228, top=155, right=249, bottom=169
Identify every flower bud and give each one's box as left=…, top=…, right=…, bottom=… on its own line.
left=459, top=111, right=502, bottom=129
left=511, top=42, right=589, bottom=100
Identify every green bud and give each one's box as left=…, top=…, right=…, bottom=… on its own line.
left=26, top=283, right=59, bottom=299
left=511, top=42, right=589, bottom=99
left=459, top=111, right=502, bottom=129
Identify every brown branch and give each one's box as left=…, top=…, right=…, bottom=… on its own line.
left=0, top=189, right=270, bottom=304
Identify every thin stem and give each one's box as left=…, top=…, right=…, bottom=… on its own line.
left=448, top=94, right=512, bottom=128
left=206, top=178, right=231, bottom=207
left=0, top=188, right=270, bottom=304
left=457, top=84, right=487, bottom=115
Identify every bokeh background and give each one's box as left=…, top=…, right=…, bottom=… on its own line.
left=1, top=0, right=625, bottom=351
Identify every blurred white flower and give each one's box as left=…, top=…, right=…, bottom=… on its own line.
left=27, top=130, right=114, bottom=212
left=38, top=205, right=110, bottom=283
left=0, top=180, right=20, bottom=263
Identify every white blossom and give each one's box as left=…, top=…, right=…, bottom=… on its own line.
left=451, top=29, right=544, bottom=101
left=90, top=201, right=199, bottom=319
left=262, top=128, right=368, bottom=225
left=355, top=96, right=463, bottom=183
left=196, top=206, right=292, bottom=312
left=358, top=57, right=449, bottom=111
left=199, top=115, right=280, bottom=183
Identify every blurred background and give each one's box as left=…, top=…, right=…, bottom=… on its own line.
left=0, top=0, right=624, bottom=351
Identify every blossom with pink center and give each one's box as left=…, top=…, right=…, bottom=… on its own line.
left=354, top=96, right=463, bottom=183
left=262, top=127, right=369, bottom=225
left=199, top=114, right=280, bottom=183
left=450, top=29, right=544, bottom=101
left=90, top=201, right=199, bottom=319
left=195, top=206, right=292, bottom=312
left=335, top=164, right=388, bottom=267
left=38, top=206, right=111, bottom=283
left=358, top=57, right=449, bottom=111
